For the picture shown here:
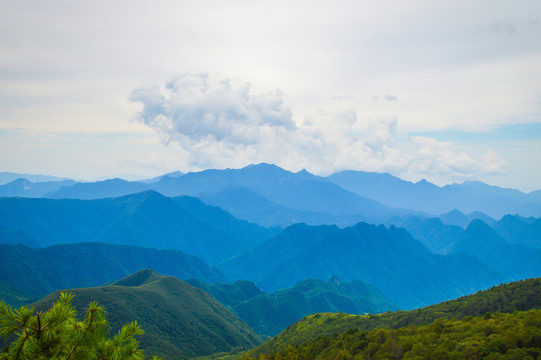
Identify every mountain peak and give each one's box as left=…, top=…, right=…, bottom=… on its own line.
left=328, top=276, right=341, bottom=285
left=111, top=268, right=164, bottom=287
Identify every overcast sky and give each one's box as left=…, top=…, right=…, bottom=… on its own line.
left=1, top=0, right=540, bottom=191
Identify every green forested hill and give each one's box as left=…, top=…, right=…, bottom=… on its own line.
left=188, top=277, right=397, bottom=337
left=31, top=270, right=262, bottom=360
left=250, top=310, right=541, bottom=359
left=251, top=277, right=541, bottom=356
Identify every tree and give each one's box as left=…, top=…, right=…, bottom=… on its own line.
left=0, top=292, right=161, bottom=360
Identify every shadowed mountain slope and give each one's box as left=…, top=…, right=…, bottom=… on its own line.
left=445, top=219, right=541, bottom=279
left=0, top=191, right=273, bottom=264
left=188, top=277, right=397, bottom=337
left=0, top=242, right=226, bottom=297
left=219, top=222, right=504, bottom=309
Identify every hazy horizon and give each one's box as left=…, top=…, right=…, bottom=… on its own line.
left=1, top=1, right=540, bottom=192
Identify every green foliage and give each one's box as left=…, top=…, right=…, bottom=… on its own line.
left=0, top=292, right=160, bottom=360
left=30, top=270, right=262, bottom=360
left=248, top=310, right=541, bottom=360
left=188, top=277, right=396, bottom=337
left=251, top=277, right=541, bottom=356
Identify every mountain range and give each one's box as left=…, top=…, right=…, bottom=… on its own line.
left=2, top=164, right=540, bottom=222
left=218, top=222, right=504, bottom=309
left=0, top=242, right=226, bottom=297
left=187, top=276, right=397, bottom=336
left=0, top=191, right=276, bottom=264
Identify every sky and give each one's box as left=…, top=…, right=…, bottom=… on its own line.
left=0, top=1, right=540, bottom=192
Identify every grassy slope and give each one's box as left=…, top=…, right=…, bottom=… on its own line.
left=30, top=270, right=262, bottom=360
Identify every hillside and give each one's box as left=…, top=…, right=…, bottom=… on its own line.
left=0, top=191, right=273, bottom=264
left=31, top=270, right=262, bottom=360
left=251, top=277, right=541, bottom=356
left=0, top=242, right=226, bottom=297
left=250, top=310, right=541, bottom=359
left=188, top=277, right=397, bottom=337
left=219, top=222, right=504, bottom=309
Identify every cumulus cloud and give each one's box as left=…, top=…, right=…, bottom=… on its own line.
left=130, top=74, right=506, bottom=182
left=129, top=73, right=294, bottom=147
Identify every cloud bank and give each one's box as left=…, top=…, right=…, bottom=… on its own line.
left=130, top=74, right=506, bottom=182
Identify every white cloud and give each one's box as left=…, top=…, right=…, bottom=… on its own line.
left=130, top=74, right=508, bottom=182
left=130, top=73, right=294, bottom=147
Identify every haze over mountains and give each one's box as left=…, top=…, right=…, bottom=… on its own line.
left=1, top=163, right=540, bottom=358
left=2, top=163, right=541, bottom=223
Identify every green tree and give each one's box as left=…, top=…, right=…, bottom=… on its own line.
left=0, top=292, right=160, bottom=360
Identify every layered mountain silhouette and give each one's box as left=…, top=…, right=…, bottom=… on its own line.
left=327, top=170, right=541, bottom=218
left=2, top=164, right=540, bottom=224
left=188, top=277, right=396, bottom=336
left=0, top=178, right=75, bottom=197
left=444, top=219, right=541, bottom=279
left=492, top=214, right=541, bottom=249
left=0, top=191, right=275, bottom=264
left=31, top=270, right=262, bottom=360
left=218, top=222, right=504, bottom=309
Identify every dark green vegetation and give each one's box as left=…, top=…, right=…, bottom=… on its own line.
left=0, top=280, right=35, bottom=308
left=251, top=277, right=541, bottom=356
left=219, top=222, right=503, bottom=309
left=188, top=277, right=397, bottom=337
left=0, top=190, right=276, bottom=264
left=0, top=292, right=160, bottom=359
left=0, top=242, right=226, bottom=298
left=31, top=270, right=261, bottom=360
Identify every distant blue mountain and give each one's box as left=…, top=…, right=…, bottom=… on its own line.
left=0, top=191, right=274, bottom=264
left=140, top=171, right=184, bottom=183
left=382, top=216, right=463, bottom=254
left=219, top=222, right=504, bottom=309
left=492, top=214, right=541, bottom=249
left=200, top=185, right=366, bottom=227
left=0, top=223, right=41, bottom=247
left=48, top=178, right=151, bottom=199
left=445, top=219, right=541, bottom=280
left=0, top=178, right=75, bottom=198
left=0, top=172, right=69, bottom=185
left=326, top=170, right=541, bottom=218
left=43, top=163, right=402, bottom=226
